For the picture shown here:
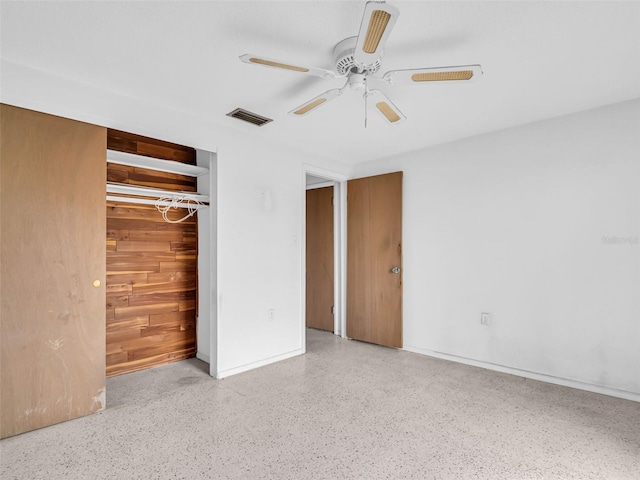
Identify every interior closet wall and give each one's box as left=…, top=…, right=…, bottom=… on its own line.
left=105, top=130, right=199, bottom=376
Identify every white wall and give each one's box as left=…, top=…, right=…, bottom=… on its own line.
left=217, top=135, right=295, bottom=375
left=6, top=57, right=637, bottom=395
left=211, top=134, right=351, bottom=377
left=0, top=59, right=353, bottom=379
left=195, top=149, right=216, bottom=367
left=353, top=100, right=640, bottom=398
left=214, top=132, right=349, bottom=377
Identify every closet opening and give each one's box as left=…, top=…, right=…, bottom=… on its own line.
left=105, top=130, right=215, bottom=406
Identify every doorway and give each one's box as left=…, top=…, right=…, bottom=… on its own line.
left=306, top=182, right=334, bottom=331
left=303, top=168, right=403, bottom=352
left=303, top=167, right=347, bottom=345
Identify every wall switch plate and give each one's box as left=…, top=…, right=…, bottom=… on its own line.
left=480, top=312, right=490, bottom=326
left=268, top=309, right=275, bottom=322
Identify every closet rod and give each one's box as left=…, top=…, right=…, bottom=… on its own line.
left=106, top=195, right=208, bottom=210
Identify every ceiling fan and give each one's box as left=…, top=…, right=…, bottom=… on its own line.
left=240, top=1, right=482, bottom=126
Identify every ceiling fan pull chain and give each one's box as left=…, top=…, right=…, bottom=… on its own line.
left=364, top=77, right=368, bottom=128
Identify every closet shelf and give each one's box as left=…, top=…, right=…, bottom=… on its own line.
left=107, top=149, right=209, bottom=177
left=106, top=182, right=209, bottom=209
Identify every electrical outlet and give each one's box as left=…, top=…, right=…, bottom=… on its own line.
left=480, top=312, right=490, bottom=326
left=268, top=309, right=275, bottom=322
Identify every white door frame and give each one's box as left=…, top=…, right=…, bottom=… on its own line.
left=302, top=165, right=348, bottom=345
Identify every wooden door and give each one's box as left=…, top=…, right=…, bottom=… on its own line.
left=0, top=105, right=106, bottom=438
left=347, top=172, right=402, bottom=348
left=306, top=187, right=334, bottom=331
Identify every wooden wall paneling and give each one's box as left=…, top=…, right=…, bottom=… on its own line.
left=107, top=129, right=196, bottom=165
left=1, top=104, right=107, bottom=438
left=107, top=164, right=197, bottom=192
left=106, top=201, right=198, bottom=376
left=105, top=130, right=199, bottom=377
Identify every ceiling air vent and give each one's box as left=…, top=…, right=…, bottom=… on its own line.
left=226, top=108, right=273, bottom=127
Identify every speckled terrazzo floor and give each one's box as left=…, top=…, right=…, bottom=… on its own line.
left=1, top=329, right=639, bottom=479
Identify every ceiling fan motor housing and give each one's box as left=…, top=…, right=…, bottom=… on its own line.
left=348, top=73, right=367, bottom=91
left=333, top=36, right=381, bottom=76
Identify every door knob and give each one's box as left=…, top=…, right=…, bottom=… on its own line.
left=93, top=280, right=101, bottom=287
left=391, top=266, right=400, bottom=274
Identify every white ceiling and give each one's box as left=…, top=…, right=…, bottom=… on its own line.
left=2, top=1, right=639, bottom=164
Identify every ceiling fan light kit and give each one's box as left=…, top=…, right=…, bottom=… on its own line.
left=239, top=1, right=482, bottom=126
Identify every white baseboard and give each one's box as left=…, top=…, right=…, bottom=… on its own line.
left=195, top=352, right=210, bottom=364
left=215, top=348, right=305, bottom=379
left=403, top=345, right=640, bottom=403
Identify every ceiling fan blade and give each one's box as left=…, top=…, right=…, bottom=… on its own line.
left=289, top=89, right=343, bottom=116
left=367, top=90, right=405, bottom=124
left=353, top=1, right=399, bottom=69
left=240, top=54, right=337, bottom=78
left=383, top=65, right=483, bottom=85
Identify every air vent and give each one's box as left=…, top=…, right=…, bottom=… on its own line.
left=226, top=108, right=273, bottom=127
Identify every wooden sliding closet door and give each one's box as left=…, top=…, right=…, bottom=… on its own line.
left=1, top=104, right=106, bottom=438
